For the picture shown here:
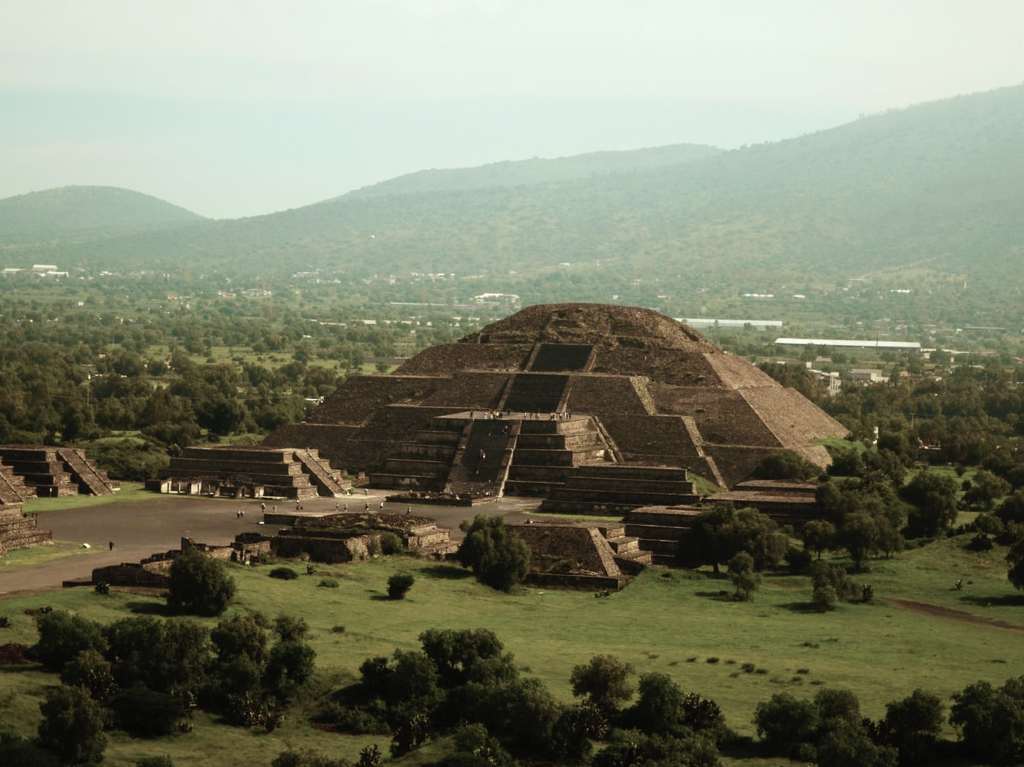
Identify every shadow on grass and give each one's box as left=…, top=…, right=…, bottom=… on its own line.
left=960, top=594, right=1024, bottom=608
left=126, top=601, right=174, bottom=616
left=418, top=564, right=473, bottom=580
left=370, top=595, right=400, bottom=602
left=778, top=601, right=824, bottom=614
left=695, top=590, right=733, bottom=602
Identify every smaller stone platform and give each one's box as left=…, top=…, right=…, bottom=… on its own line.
left=0, top=445, right=116, bottom=498
left=155, top=446, right=349, bottom=499
left=709, top=479, right=820, bottom=527
left=0, top=501, right=53, bottom=556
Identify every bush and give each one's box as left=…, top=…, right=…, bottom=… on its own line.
left=38, top=685, right=107, bottom=765
left=60, top=649, right=115, bottom=701
left=32, top=610, right=107, bottom=672
left=753, top=451, right=820, bottom=481
left=754, top=692, right=820, bottom=757
left=785, top=546, right=812, bottom=573
left=951, top=677, right=1024, bottom=765
left=273, top=615, right=309, bottom=642
left=167, top=549, right=236, bottom=616
left=269, top=567, right=299, bottom=580
left=1009, top=539, right=1024, bottom=591
left=94, top=581, right=110, bottom=596
left=111, top=687, right=187, bottom=737
left=318, top=578, right=339, bottom=588
left=813, top=584, right=838, bottom=612
left=570, top=655, right=635, bottom=714
left=387, top=573, right=415, bottom=600
left=728, top=551, right=760, bottom=601
left=265, top=640, right=316, bottom=698
left=0, top=732, right=61, bottom=767
left=457, top=515, right=531, bottom=592
left=378, top=532, right=404, bottom=555
left=881, top=689, right=944, bottom=766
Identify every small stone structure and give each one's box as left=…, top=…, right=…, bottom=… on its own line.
left=154, top=446, right=349, bottom=499
left=268, top=511, right=456, bottom=563
left=708, top=479, right=820, bottom=527
left=0, top=446, right=117, bottom=498
left=0, top=500, right=52, bottom=556
left=508, top=522, right=644, bottom=590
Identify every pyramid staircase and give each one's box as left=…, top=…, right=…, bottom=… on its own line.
left=293, top=448, right=350, bottom=497
left=56, top=448, right=118, bottom=495
left=369, top=416, right=466, bottom=491
left=538, top=465, right=701, bottom=515
left=0, top=459, right=30, bottom=504
left=0, top=446, right=78, bottom=497
left=444, top=419, right=522, bottom=497
left=0, top=502, right=53, bottom=556
left=621, top=505, right=704, bottom=565
left=598, top=523, right=654, bottom=573
left=500, top=373, right=572, bottom=413
left=503, top=416, right=612, bottom=497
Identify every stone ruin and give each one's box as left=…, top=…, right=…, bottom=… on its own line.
left=0, top=497, right=52, bottom=557
left=0, top=445, right=118, bottom=498
left=269, top=511, right=457, bottom=563
left=266, top=303, right=846, bottom=511
left=152, top=446, right=350, bottom=499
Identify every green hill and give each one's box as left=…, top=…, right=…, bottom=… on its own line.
left=5, top=84, right=1024, bottom=285
left=0, top=185, right=204, bottom=245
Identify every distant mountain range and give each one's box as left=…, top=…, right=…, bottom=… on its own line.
left=2, top=83, right=1023, bottom=284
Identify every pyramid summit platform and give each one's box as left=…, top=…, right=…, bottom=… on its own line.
left=266, top=303, right=846, bottom=504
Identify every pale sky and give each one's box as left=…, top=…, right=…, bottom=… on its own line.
left=3, top=0, right=1023, bottom=218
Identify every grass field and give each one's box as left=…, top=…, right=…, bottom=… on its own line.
left=0, top=535, right=1020, bottom=766
left=0, top=541, right=98, bottom=571
left=23, top=483, right=149, bottom=513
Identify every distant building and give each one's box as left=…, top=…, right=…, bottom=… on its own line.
left=805, top=364, right=842, bottom=396
left=775, top=337, right=921, bottom=352
left=472, top=293, right=521, bottom=306
left=31, top=264, right=58, bottom=272
left=848, top=368, right=888, bottom=384
left=682, top=318, right=783, bottom=330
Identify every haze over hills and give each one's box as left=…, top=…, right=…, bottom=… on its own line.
left=3, top=84, right=1023, bottom=287
left=0, top=186, right=205, bottom=244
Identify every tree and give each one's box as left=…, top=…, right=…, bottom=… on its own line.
left=752, top=451, right=820, bottom=481
left=836, top=512, right=880, bottom=570
left=900, top=471, right=959, bottom=537
left=881, top=689, right=944, bottom=767
left=37, top=685, right=107, bottom=765
left=1008, top=538, right=1024, bottom=591
left=728, top=551, right=759, bottom=601
left=754, top=693, right=819, bottom=758
left=166, top=549, right=236, bottom=616
left=950, top=677, right=1024, bottom=765
left=627, top=673, right=686, bottom=735
left=963, top=470, right=1011, bottom=510
left=387, top=573, right=415, bottom=600
left=60, top=649, right=115, bottom=701
left=110, top=687, right=187, bottom=737
left=457, top=515, right=531, bottom=592
left=32, top=610, right=107, bottom=672
left=273, top=615, right=309, bottom=642
left=816, top=718, right=898, bottom=767
left=266, top=640, right=316, bottom=699
left=444, top=724, right=516, bottom=767
left=419, top=628, right=517, bottom=688
left=570, top=655, right=635, bottom=715
left=0, top=732, right=61, bottom=767
left=997, top=491, right=1024, bottom=525
left=801, top=519, right=836, bottom=559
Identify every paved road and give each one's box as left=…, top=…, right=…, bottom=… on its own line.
left=0, top=491, right=543, bottom=595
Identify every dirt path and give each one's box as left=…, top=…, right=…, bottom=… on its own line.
left=887, top=598, right=1024, bottom=633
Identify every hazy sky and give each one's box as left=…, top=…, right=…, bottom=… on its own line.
left=3, top=1, right=1023, bottom=218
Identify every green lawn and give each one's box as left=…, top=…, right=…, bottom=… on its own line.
left=0, top=535, right=1020, bottom=766
left=23, top=483, right=150, bottom=513
left=0, top=541, right=98, bottom=571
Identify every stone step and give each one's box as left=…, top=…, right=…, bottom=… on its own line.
left=601, top=525, right=626, bottom=539
left=562, top=476, right=697, bottom=494
left=547, top=488, right=700, bottom=506
left=636, top=538, right=680, bottom=556
left=502, top=480, right=564, bottom=497
left=604, top=536, right=640, bottom=554
left=381, top=458, right=450, bottom=475
left=624, top=523, right=692, bottom=541
left=627, top=508, right=705, bottom=526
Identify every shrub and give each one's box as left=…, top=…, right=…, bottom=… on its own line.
left=1009, top=538, right=1024, bottom=591
left=60, top=649, right=115, bottom=701
left=273, top=615, right=309, bottom=642
left=442, top=723, right=516, bottom=767
left=265, top=640, right=316, bottom=698
left=950, top=677, right=1024, bottom=765
left=32, top=610, right=107, bottom=671
left=111, top=687, right=187, bottom=737
left=457, top=515, right=531, bottom=592
left=801, top=519, right=836, bottom=559
left=38, top=685, right=107, bottom=765
left=754, top=692, right=819, bottom=757
left=166, top=549, right=236, bottom=616
left=880, top=689, right=944, bottom=766
left=0, top=732, right=61, bottom=767
left=318, top=578, right=339, bottom=588
left=418, top=627, right=517, bottom=688
left=378, top=532, right=404, bottom=555
left=387, top=573, right=415, bottom=600
left=269, top=567, right=299, bottom=580
left=728, top=551, right=760, bottom=601
left=570, top=655, right=635, bottom=714
left=94, top=581, right=111, bottom=596
left=753, top=451, right=820, bottom=481
left=812, top=584, right=838, bottom=612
